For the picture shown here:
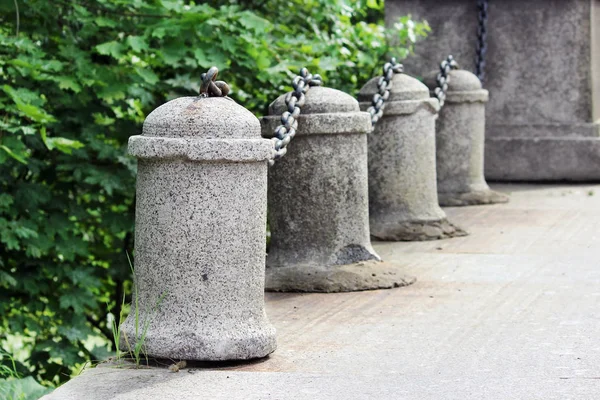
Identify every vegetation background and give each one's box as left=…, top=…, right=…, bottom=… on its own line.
left=0, top=0, right=428, bottom=396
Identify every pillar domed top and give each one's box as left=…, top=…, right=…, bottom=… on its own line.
left=424, top=69, right=483, bottom=92
left=424, top=69, right=488, bottom=104
left=263, top=86, right=371, bottom=137
left=130, top=96, right=272, bottom=163
left=268, top=87, right=359, bottom=115
left=358, top=73, right=430, bottom=102
left=142, top=96, right=261, bottom=139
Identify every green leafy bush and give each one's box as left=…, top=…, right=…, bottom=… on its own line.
left=0, top=0, right=428, bottom=386
left=0, top=377, right=53, bottom=400
left=0, top=350, right=53, bottom=399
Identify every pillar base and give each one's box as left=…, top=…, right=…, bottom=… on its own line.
left=371, top=218, right=467, bottom=242
left=120, top=320, right=276, bottom=361
left=265, top=260, right=416, bottom=293
left=438, top=189, right=509, bottom=207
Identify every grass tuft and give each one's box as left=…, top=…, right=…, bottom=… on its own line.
left=109, top=252, right=166, bottom=368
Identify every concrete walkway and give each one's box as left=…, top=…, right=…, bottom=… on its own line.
left=45, top=184, right=600, bottom=399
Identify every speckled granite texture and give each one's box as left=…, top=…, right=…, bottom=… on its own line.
left=122, top=95, right=276, bottom=360
left=424, top=70, right=509, bottom=207
left=262, top=87, right=415, bottom=292
left=358, top=73, right=466, bottom=241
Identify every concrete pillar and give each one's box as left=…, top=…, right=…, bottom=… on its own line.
left=425, top=69, right=508, bottom=206
left=261, top=87, right=415, bottom=292
left=386, top=0, right=600, bottom=181
left=358, top=73, right=467, bottom=240
left=123, top=94, right=277, bottom=360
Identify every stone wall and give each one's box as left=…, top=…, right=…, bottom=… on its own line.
left=387, top=0, right=600, bottom=181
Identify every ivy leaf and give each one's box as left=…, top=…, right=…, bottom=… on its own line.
left=0, top=227, right=20, bottom=250
left=95, top=41, right=125, bottom=59
left=44, top=137, right=85, bottom=154
left=0, top=145, right=28, bottom=164
left=255, top=50, right=271, bottom=70
left=40, top=127, right=84, bottom=154
left=160, top=45, right=186, bottom=66
left=366, top=0, right=382, bottom=10
left=56, top=76, right=82, bottom=93
left=0, top=377, right=53, bottom=400
left=97, top=84, right=126, bottom=102
left=17, top=103, right=54, bottom=123
left=59, top=294, right=84, bottom=313
left=92, top=113, right=116, bottom=126
left=94, top=17, right=117, bottom=27
left=43, top=60, right=65, bottom=72
left=151, top=27, right=167, bottom=39
left=0, top=270, right=17, bottom=287
left=20, top=126, right=36, bottom=135
left=160, top=0, right=181, bottom=11
left=8, top=58, right=35, bottom=69
left=2, top=85, right=56, bottom=123
left=0, top=194, right=13, bottom=209
left=57, top=325, right=86, bottom=342
left=14, top=225, right=38, bottom=240
left=193, top=47, right=227, bottom=69
left=25, top=244, right=43, bottom=258
left=126, top=36, right=148, bottom=52
left=135, top=67, right=160, bottom=85
left=238, top=12, right=270, bottom=32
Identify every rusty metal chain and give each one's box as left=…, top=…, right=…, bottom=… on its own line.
left=269, top=68, right=322, bottom=166
left=199, top=66, right=230, bottom=97
left=366, top=57, right=404, bottom=126
left=434, top=55, right=459, bottom=108
left=475, top=0, right=489, bottom=82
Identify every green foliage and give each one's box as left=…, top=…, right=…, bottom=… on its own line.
left=0, top=350, right=53, bottom=400
left=0, top=0, right=427, bottom=386
left=0, top=349, right=20, bottom=379
left=120, top=289, right=167, bottom=368
left=107, top=295, right=127, bottom=365
left=0, top=377, right=53, bottom=400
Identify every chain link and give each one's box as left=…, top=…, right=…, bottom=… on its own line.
left=199, top=66, right=230, bottom=97
left=269, top=68, right=322, bottom=166
left=366, top=57, right=404, bottom=126
left=475, top=0, right=489, bottom=83
left=433, top=55, right=459, bottom=108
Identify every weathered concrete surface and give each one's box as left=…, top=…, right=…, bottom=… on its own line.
left=265, top=260, right=416, bottom=293
left=485, top=138, right=600, bottom=181
left=387, top=0, right=600, bottom=181
left=358, top=73, right=467, bottom=240
left=44, top=184, right=600, bottom=399
left=262, top=87, right=414, bottom=291
left=424, top=70, right=508, bottom=206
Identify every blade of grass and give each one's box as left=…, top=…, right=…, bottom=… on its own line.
left=133, top=291, right=167, bottom=366
left=107, top=290, right=128, bottom=362
left=123, top=251, right=167, bottom=367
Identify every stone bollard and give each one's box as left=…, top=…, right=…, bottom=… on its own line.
left=122, top=71, right=277, bottom=360
left=358, top=72, right=467, bottom=241
left=425, top=69, right=508, bottom=206
left=261, top=86, right=415, bottom=292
